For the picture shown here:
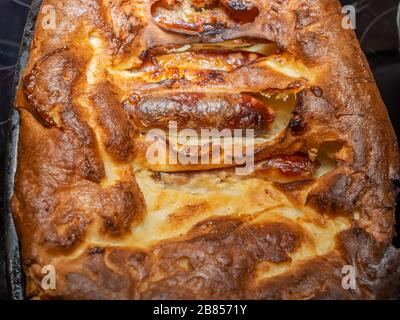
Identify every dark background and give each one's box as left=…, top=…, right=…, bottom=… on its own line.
left=0, top=0, right=399, bottom=299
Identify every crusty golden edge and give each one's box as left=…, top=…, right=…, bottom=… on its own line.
left=12, top=0, right=400, bottom=299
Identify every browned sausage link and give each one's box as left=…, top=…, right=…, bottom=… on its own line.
left=159, top=0, right=217, bottom=9
left=253, top=154, right=320, bottom=182
left=219, top=0, right=259, bottom=23
left=123, top=93, right=275, bottom=135
left=152, top=0, right=231, bottom=34
left=139, top=48, right=263, bottom=73
left=152, top=0, right=259, bottom=35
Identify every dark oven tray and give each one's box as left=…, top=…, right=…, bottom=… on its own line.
left=2, top=0, right=400, bottom=300
left=2, top=0, right=43, bottom=300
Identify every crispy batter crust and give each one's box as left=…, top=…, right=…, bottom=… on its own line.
left=12, top=0, right=400, bottom=299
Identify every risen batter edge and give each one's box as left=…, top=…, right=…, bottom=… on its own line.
left=12, top=0, right=400, bottom=299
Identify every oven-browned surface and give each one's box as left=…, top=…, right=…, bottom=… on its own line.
left=12, top=0, right=400, bottom=299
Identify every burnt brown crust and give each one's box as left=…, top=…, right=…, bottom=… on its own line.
left=12, top=0, right=400, bottom=299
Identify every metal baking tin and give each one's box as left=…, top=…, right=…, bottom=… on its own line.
left=1, top=0, right=400, bottom=301
left=2, top=0, right=43, bottom=300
